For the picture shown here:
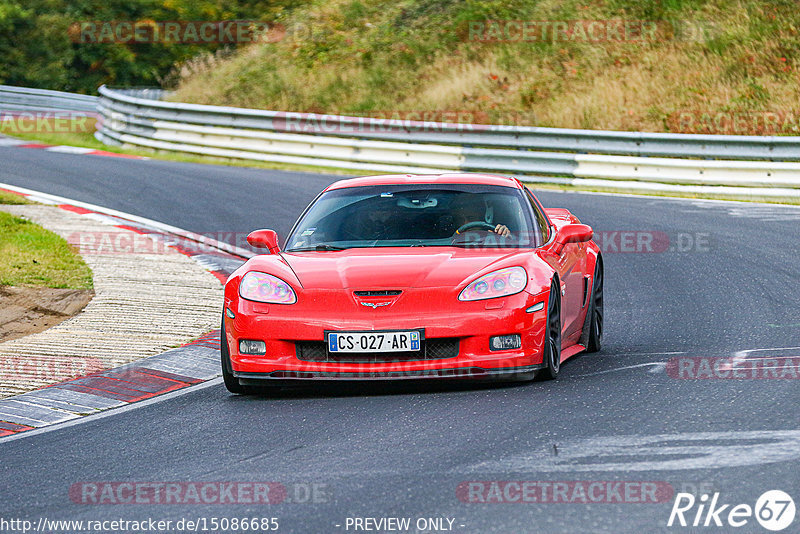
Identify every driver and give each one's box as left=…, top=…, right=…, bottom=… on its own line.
left=453, top=199, right=511, bottom=237
left=365, top=206, right=395, bottom=238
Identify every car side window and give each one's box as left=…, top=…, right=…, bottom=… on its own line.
left=525, top=189, right=550, bottom=245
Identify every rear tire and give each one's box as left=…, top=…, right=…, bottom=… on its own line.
left=583, top=258, right=604, bottom=353
left=538, top=281, right=562, bottom=380
left=220, top=315, right=255, bottom=395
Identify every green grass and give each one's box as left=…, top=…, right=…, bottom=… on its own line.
left=0, top=211, right=93, bottom=289
left=8, top=130, right=104, bottom=150
left=0, top=190, right=32, bottom=205
left=1, top=116, right=98, bottom=139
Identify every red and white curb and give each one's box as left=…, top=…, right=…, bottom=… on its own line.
left=0, top=184, right=253, bottom=438
left=0, top=135, right=146, bottom=159
left=0, top=333, right=222, bottom=435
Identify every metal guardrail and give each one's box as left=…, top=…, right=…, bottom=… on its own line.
left=94, top=85, right=800, bottom=195
left=4, top=84, right=798, bottom=196
left=97, top=86, right=800, bottom=161
left=0, top=85, right=98, bottom=113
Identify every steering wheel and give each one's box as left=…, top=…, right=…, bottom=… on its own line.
left=454, top=221, right=496, bottom=235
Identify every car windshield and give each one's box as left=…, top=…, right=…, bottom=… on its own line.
left=285, top=183, right=541, bottom=251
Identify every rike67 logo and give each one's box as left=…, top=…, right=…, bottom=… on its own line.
left=668, top=490, right=796, bottom=531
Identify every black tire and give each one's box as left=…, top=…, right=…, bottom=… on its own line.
left=538, top=280, right=562, bottom=380
left=583, top=257, right=604, bottom=353
left=220, top=315, right=254, bottom=395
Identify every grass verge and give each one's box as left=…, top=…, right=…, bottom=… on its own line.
left=0, top=190, right=33, bottom=205
left=169, top=0, right=800, bottom=136
left=0, top=209, right=93, bottom=290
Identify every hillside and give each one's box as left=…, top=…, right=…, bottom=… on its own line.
left=170, top=0, right=800, bottom=134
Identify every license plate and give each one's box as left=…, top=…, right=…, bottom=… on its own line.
left=328, top=331, right=421, bottom=353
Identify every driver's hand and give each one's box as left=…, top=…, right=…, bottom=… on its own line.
left=494, top=224, right=511, bottom=237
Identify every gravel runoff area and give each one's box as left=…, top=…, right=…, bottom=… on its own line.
left=0, top=204, right=224, bottom=398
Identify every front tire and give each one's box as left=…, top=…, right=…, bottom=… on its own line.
left=220, top=315, right=254, bottom=395
left=538, top=281, right=562, bottom=380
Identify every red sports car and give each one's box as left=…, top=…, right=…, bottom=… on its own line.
left=221, top=173, right=602, bottom=393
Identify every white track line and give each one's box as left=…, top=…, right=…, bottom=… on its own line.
left=0, top=182, right=254, bottom=258
left=571, top=362, right=667, bottom=378
left=0, top=378, right=223, bottom=444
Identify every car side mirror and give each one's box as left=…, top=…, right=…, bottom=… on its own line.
left=247, top=229, right=281, bottom=254
left=552, top=224, right=594, bottom=253
left=557, top=224, right=594, bottom=245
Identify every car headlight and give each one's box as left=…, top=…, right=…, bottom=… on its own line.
left=239, top=271, right=297, bottom=304
left=458, top=267, right=527, bottom=301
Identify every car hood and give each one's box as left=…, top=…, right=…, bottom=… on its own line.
left=278, top=247, right=529, bottom=290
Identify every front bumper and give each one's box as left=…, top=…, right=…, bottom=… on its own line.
left=235, top=363, right=546, bottom=384
left=225, top=288, right=549, bottom=381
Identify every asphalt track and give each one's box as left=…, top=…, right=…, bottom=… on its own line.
left=1, top=146, right=799, bottom=533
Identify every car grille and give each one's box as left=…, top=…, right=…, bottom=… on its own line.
left=295, top=338, right=459, bottom=363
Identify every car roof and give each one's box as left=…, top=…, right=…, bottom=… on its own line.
left=325, top=173, right=523, bottom=191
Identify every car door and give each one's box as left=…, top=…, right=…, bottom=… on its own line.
left=525, top=190, right=584, bottom=345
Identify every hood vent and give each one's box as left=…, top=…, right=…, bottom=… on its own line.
left=353, top=290, right=402, bottom=297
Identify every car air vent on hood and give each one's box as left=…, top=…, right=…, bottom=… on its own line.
left=353, top=290, right=402, bottom=296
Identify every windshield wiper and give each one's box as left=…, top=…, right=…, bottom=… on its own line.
left=288, top=244, right=347, bottom=252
